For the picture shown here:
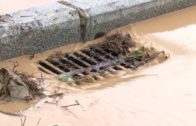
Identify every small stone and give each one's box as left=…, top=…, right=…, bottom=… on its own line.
left=8, top=80, right=30, bottom=99
left=58, top=74, right=74, bottom=82
left=84, top=77, right=95, bottom=83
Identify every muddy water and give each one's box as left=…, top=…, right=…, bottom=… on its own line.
left=0, top=5, right=196, bottom=126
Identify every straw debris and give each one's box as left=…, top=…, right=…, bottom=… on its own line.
left=0, top=68, right=44, bottom=100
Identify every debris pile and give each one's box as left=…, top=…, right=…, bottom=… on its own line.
left=0, top=68, right=44, bottom=100
left=96, top=34, right=136, bottom=56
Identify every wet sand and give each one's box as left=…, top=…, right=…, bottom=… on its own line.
left=0, top=5, right=196, bottom=126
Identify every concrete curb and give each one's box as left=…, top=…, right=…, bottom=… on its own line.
left=0, top=0, right=195, bottom=60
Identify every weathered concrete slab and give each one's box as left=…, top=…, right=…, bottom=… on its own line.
left=0, top=3, right=80, bottom=60
left=0, top=0, right=196, bottom=60
left=66, top=0, right=196, bottom=41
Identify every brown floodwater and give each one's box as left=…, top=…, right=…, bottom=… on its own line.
left=0, top=5, right=196, bottom=126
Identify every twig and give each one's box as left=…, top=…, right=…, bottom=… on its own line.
left=61, top=100, right=83, bottom=118
left=47, top=93, right=63, bottom=98
left=29, top=53, right=35, bottom=60
left=0, top=110, right=22, bottom=117
left=36, top=73, right=45, bottom=85
left=36, top=118, right=41, bottom=126
left=61, top=100, right=80, bottom=108
left=40, top=73, right=44, bottom=82
left=63, top=107, right=78, bottom=119
left=11, top=61, right=20, bottom=72
left=20, top=116, right=27, bottom=126
left=44, top=101, right=58, bottom=105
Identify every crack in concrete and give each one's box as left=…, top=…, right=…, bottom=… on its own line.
left=58, top=0, right=87, bottom=42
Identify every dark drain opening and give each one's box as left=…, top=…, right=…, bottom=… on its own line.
left=47, top=58, right=72, bottom=72
left=47, top=59, right=59, bottom=66
left=66, top=55, right=89, bottom=68
left=58, top=65, right=70, bottom=72
left=94, top=48, right=113, bottom=60
left=81, top=50, right=104, bottom=62
left=103, top=48, right=119, bottom=57
left=61, top=57, right=80, bottom=69
left=37, top=33, right=168, bottom=85
left=38, top=61, right=62, bottom=75
left=91, top=69, right=98, bottom=72
left=73, top=52, right=97, bottom=65
left=59, top=58, right=78, bottom=70
left=82, top=71, right=90, bottom=75
left=113, top=66, right=123, bottom=70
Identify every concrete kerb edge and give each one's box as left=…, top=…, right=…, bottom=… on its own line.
left=0, top=0, right=196, bottom=60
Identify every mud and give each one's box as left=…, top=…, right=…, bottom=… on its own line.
left=0, top=5, right=196, bottom=126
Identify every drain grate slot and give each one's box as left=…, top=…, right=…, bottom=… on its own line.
left=94, top=47, right=113, bottom=60
left=38, top=61, right=64, bottom=75
left=73, top=52, right=97, bottom=65
left=60, top=57, right=82, bottom=69
left=81, top=49, right=104, bottom=62
left=102, top=48, right=119, bottom=57
left=37, top=33, right=167, bottom=84
left=113, top=66, right=123, bottom=70
left=66, top=55, right=89, bottom=68
left=57, top=64, right=70, bottom=72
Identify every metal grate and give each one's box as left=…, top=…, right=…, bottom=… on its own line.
left=37, top=34, right=156, bottom=84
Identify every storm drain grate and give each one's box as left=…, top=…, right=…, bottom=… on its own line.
left=37, top=34, right=166, bottom=84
